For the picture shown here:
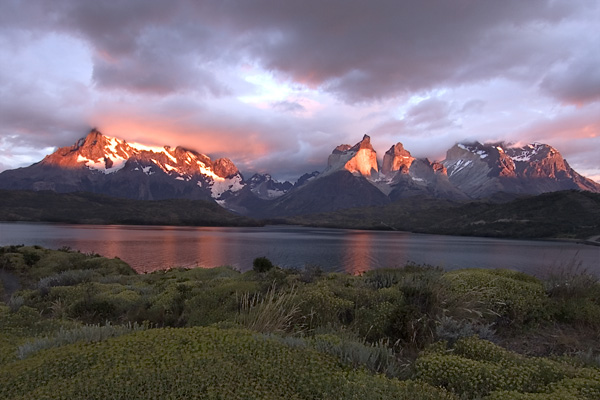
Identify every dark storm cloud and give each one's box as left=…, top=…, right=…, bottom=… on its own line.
left=540, top=56, right=600, bottom=105
left=1, top=0, right=598, bottom=180
left=3, top=0, right=588, bottom=101
left=208, top=0, right=576, bottom=101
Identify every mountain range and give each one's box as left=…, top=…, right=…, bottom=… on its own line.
left=0, top=129, right=598, bottom=218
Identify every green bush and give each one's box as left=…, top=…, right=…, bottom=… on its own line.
left=253, top=256, right=274, bottom=273
left=443, top=269, right=549, bottom=327
left=415, top=336, right=598, bottom=399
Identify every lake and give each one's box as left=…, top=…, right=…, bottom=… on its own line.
left=0, top=222, right=598, bottom=276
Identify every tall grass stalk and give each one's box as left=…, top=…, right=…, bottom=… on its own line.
left=236, top=285, right=301, bottom=333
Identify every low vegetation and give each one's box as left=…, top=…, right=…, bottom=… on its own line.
left=1, top=245, right=599, bottom=399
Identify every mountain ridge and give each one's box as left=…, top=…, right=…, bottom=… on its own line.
left=0, top=129, right=598, bottom=218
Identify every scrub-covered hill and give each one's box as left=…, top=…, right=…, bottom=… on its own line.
left=1, top=245, right=599, bottom=399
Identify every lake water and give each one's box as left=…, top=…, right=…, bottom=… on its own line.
left=0, top=222, right=598, bottom=276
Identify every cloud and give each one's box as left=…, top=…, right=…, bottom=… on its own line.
left=0, top=0, right=598, bottom=183
left=540, top=56, right=600, bottom=106
left=271, top=100, right=306, bottom=114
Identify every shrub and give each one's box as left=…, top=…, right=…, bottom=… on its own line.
left=435, top=315, right=496, bottom=344
left=443, top=269, right=549, bottom=328
left=415, top=336, right=594, bottom=399
left=69, top=299, right=118, bottom=324
left=310, top=334, right=403, bottom=378
left=0, top=327, right=458, bottom=400
left=37, top=269, right=96, bottom=293
left=17, top=322, right=146, bottom=359
left=253, top=256, right=274, bottom=273
left=296, top=283, right=354, bottom=330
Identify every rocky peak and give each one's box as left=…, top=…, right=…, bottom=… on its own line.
left=247, top=173, right=293, bottom=200
left=42, top=129, right=135, bottom=171
left=213, top=158, right=239, bottom=178
left=505, top=143, right=570, bottom=179
left=295, top=171, right=320, bottom=187
left=326, top=134, right=378, bottom=177
left=445, top=142, right=516, bottom=178
left=332, top=144, right=352, bottom=154
left=381, top=142, right=415, bottom=175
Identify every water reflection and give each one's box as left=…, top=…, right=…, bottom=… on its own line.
left=0, top=223, right=598, bottom=276
left=343, top=231, right=374, bottom=275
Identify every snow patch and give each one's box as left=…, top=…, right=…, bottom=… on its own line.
left=448, top=159, right=473, bottom=176
left=210, top=174, right=244, bottom=198
left=77, top=154, right=127, bottom=174
left=266, top=189, right=286, bottom=199
left=511, top=144, right=542, bottom=162
left=142, top=166, right=154, bottom=175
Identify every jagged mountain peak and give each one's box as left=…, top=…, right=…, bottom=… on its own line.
left=11, top=129, right=249, bottom=202
left=350, top=134, right=374, bottom=151
left=247, top=173, right=293, bottom=200
left=381, top=142, right=415, bottom=175
left=326, top=134, right=378, bottom=177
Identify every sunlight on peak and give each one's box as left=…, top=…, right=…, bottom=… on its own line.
left=129, top=141, right=171, bottom=154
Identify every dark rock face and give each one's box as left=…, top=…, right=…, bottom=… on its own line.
left=261, top=170, right=391, bottom=217
left=294, top=171, right=320, bottom=188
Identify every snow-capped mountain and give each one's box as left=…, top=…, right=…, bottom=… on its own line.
left=0, top=130, right=598, bottom=218
left=247, top=173, right=293, bottom=200
left=0, top=130, right=248, bottom=201
left=443, top=142, right=600, bottom=197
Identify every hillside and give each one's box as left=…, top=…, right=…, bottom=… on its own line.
left=287, top=190, right=600, bottom=240
left=0, top=190, right=261, bottom=227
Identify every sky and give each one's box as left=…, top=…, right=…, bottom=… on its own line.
left=0, top=0, right=599, bottom=182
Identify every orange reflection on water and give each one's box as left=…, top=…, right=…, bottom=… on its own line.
left=343, top=231, right=373, bottom=275
left=196, top=231, right=226, bottom=269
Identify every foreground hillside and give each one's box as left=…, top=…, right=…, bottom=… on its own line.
left=1, top=246, right=599, bottom=399
left=288, top=190, right=600, bottom=240
left=0, top=190, right=261, bottom=227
